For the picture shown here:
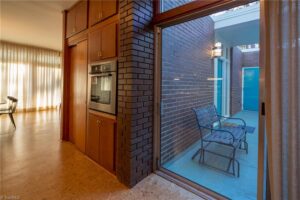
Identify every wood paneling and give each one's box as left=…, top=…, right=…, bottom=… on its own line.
left=61, top=11, right=70, bottom=140
left=69, top=40, right=88, bottom=153
left=67, top=30, right=88, bottom=47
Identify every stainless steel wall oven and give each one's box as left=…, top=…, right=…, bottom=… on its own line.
left=88, top=60, right=117, bottom=115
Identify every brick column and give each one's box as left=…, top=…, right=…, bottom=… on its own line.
left=117, top=0, right=154, bottom=187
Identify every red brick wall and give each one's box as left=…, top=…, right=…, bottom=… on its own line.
left=117, top=0, right=154, bottom=187
left=243, top=51, right=259, bottom=67
left=160, top=17, right=214, bottom=164
left=230, top=47, right=243, bottom=115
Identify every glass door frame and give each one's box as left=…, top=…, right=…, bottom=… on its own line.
left=153, top=0, right=267, bottom=199
left=214, top=57, right=231, bottom=117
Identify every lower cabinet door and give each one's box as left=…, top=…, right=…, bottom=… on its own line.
left=86, top=113, right=100, bottom=163
left=99, top=117, right=115, bottom=173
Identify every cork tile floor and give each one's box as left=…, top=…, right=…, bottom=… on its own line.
left=0, top=110, right=203, bottom=200
left=163, top=111, right=259, bottom=200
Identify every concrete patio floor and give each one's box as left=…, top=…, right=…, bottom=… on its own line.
left=163, top=110, right=259, bottom=200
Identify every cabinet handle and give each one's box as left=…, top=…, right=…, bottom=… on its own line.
left=98, top=12, right=102, bottom=19
left=99, top=51, right=102, bottom=57
left=72, top=27, right=76, bottom=33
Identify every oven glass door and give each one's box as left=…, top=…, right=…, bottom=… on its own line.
left=90, top=74, right=112, bottom=105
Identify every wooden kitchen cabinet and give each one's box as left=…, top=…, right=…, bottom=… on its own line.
left=86, top=111, right=116, bottom=173
left=66, top=8, right=76, bottom=38
left=88, top=28, right=101, bottom=62
left=89, top=0, right=118, bottom=27
left=89, top=22, right=117, bottom=62
left=66, top=0, right=88, bottom=38
left=99, top=116, right=115, bottom=173
left=86, top=112, right=100, bottom=163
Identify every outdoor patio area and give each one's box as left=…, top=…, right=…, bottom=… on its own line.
left=163, top=110, right=259, bottom=200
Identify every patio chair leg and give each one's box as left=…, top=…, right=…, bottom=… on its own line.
left=9, top=113, right=16, bottom=129
left=199, top=149, right=205, bottom=163
left=245, top=141, right=248, bottom=154
left=226, top=159, right=233, bottom=172
left=192, top=148, right=201, bottom=160
left=232, top=148, right=237, bottom=176
left=237, top=160, right=240, bottom=177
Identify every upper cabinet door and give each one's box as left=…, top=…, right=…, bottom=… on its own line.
left=89, top=0, right=102, bottom=27
left=66, top=8, right=76, bottom=38
left=101, top=22, right=117, bottom=59
left=66, top=1, right=88, bottom=38
left=89, top=0, right=117, bottom=27
left=102, top=0, right=117, bottom=20
left=89, top=28, right=102, bottom=62
left=75, top=1, right=88, bottom=33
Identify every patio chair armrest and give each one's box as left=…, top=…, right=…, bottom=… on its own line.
left=217, top=115, right=246, bottom=128
left=201, top=126, right=235, bottom=144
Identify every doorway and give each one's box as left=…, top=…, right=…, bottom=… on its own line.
left=242, top=67, right=260, bottom=111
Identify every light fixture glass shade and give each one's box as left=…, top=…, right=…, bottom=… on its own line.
left=212, top=42, right=222, bottom=58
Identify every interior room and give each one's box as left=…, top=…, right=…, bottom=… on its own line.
left=0, top=0, right=299, bottom=200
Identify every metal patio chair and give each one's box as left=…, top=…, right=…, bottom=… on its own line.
left=192, top=105, right=248, bottom=177
left=0, top=96, right=18, bottom=128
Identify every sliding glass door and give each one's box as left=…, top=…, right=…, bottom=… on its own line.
left=155, top=1, right=266, bottom=199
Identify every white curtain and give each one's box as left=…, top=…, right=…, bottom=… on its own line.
left=262, top=0, right=300, bottom=199
left=0, top=41, right=61, bottom=111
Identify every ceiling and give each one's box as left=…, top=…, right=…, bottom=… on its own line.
left=215, top=20, right=259, bottom=46
left=212, top=2, right=260, bottom=46
left=0, top=0, right=77, bottom=51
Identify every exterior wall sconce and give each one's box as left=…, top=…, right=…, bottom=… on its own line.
left=212, top=42, right=222, bottom=58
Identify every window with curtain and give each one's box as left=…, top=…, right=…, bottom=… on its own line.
left=0, top=41, right=62, bottom=111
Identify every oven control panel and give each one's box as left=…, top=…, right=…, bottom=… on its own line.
left=90, top=60, right=117, bottom=74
